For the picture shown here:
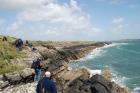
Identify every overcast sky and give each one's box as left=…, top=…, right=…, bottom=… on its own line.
left=0, top=0, right=140, bottom=41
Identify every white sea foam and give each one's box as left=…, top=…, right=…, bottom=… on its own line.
left=132, top=87, right=140, bottom=93
left=88, top=67, right=128, bottom=87
left=103, top=42, right=129, bottom=49
left=78, top=48, right=106, bottom=61
left=110, top=68, right=129, bottom=88
left=78, top=43, right=128, bottom=61
left=89, top=69, right=102, bottom=77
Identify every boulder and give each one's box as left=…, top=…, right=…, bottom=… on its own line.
left=55, top=68, right=90, bottom=92
left=65, top=74, right=113, bottom=93
left=20, top=68, right=34, bottom=78
left=0, top=82, right=36, bottom=93
left=61, top=68, right=90, bottom=81
left=4, top=72, right=22, bottom=84
left=40, top=49, right=57, bottom=59
left=0, top=81, right=9, bottom=89
left=90, top=74, right=111, bottom=93
left=0, top=75, right=4, bottom=81
left=110, top=82, right=131, bottom=93
left=65, top=75, right=91, bottom=93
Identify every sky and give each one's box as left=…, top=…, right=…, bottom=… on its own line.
left=0, top=0, right=140, bottom=41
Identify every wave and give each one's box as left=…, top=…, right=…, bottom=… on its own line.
left=132, top=87, right=140, bottom=93
left=89, top=69, right=102, bottom=77
left=83, top=66, right=128, bottom=88
left=103, top=42, right=129, bottom=49
left=78, top=42, right=128, bottom=61
left=78, top=48, right=106, bottom=61
left=111, top=72, right=129, bottom=87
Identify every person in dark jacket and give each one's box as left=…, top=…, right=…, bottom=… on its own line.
left=15, top=38, right=23, bottom=51
left=31, top=58, right=42, bottom=82
left=36, top=71, right=57, bottom=93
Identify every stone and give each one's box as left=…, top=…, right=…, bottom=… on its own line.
left=0, top=81, right=9, bottom=89
left=4, top=72, right=22, bottom=84
left=0, top=75, right=4, bottom=81
left=40, top=49, right=57, bottom=59
left=20, top=68, right=34, bottom=78
left=90, top=74, right=111, bottom=93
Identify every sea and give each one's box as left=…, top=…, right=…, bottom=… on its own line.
left=69, top=40, right=140, bottom=93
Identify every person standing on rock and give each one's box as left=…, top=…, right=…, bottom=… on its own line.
left=36, top=71, right=57, bottom=93
left=31, top=58, right=43, bottom=81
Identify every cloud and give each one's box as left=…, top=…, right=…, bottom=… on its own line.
left=0, top=18, right=7, bottom=35
left=96, top=0, right=127, bottom=4
left=112, top=17, right=124, bottom=24
left=0, top=18, right=5, bottom=25
left=0, top=0, right=54, bottom=11
left=6, top=0, right=100, bottom=40
left=111, top=17, right=128, bottom=32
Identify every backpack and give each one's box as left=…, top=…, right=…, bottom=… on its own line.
left=31, top=59, right=41, bottom=69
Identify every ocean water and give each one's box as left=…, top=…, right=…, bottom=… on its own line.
left=69, top=40, right=140, bottom=93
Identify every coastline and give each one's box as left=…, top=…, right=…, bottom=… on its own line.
left=70, top=42, right=139, bottom=93
left=0, top=42, right=130, bottom=93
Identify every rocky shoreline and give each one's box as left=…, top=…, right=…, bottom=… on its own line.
left=0, top=42, right=130, bottom=93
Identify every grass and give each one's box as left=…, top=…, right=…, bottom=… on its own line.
left=0, top=64, right=28, bottom=74
left=0, top=42, right=26, bottom=61
left=0, top=35, right=27, bottom=74
left=0, top=35, right=16, bottom=43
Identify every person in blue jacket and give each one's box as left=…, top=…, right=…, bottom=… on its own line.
left=36, top=71, right=57, bottom=93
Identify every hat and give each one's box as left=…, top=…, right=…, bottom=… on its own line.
left=45, top=71, right=51, bottom=78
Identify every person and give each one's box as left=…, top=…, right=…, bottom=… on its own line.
left=31, top=58, right=42, bottom=81
left=25, top=40, right=29, bottom=45
left=2, top=36, right=7, bottom=41
left=36, top=71, right=57, bottom=93
left=15, top=38, right=23, bottom=51
left=28, top=43, right=33, bottom=51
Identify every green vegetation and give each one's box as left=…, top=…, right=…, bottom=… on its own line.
left=0, top=64, right=28, bottom=74
left=0, top=41, right=26, bottom=62
left=0, top=35, right=16, bottom=43
left=0, top=35, right=27, bottom=74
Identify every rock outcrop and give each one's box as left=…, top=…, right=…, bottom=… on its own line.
left=64, top=74, right=130, bottom=93
left=0, top=70, right=130, bottom=93
left=0, top=42, right=130, bottom=93
left=0, top=68, right=34, bottom=89
left=0, top=82, right=37, bottom=93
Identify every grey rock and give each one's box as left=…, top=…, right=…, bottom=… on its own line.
left=20, top=68, right=34, bottom=78
left=0, top=81, right=9, bottom=89
left=5, top=72, right=22, bottom=84
left=40, top=49, right=57, bottom=59
left=0, top=82, right=36, bottom=93
left=0, top=75, right=4, bottom=81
